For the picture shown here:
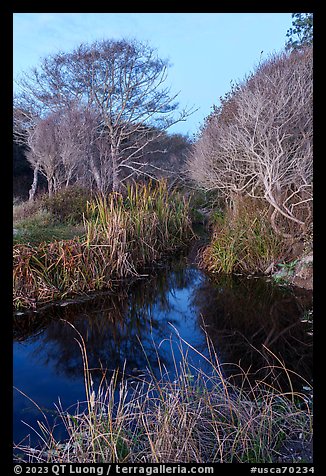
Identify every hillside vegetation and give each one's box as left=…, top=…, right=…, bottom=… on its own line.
left=187, top=47, right=313, bottom=278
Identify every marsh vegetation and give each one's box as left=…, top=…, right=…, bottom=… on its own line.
left=13, top=23, right=313, bottom=464
left=14, top=260, right=312, bottom=463
left=13, top=181, right=193, bottom=309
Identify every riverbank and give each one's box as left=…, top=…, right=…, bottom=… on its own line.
left=192, top=196, right=313, bottom=292
left=13, top=182, right=194, bottom=310
left=13, top=224, right=313, bottom=464
left=14, top=184, right=313, bottom=312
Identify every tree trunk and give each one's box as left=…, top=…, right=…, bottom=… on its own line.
left=90, top=156, right=102, bottom=192
left=29, top=165, right=39, bottom=201
left=53, top=175, right=58, bottom=194
left=112, top=153, right=119, bottom=192
left=48, top=178, right=54, bottom=197
left=65, top=169, right=72, bottom=187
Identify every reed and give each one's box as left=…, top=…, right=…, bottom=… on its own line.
left=200, top=197, right=288, bottom=275
left=13, top=181, right=194, bottom=309
left=14, top=325, right=312, bottom=463
left=85, top=181, right=193, bottom=267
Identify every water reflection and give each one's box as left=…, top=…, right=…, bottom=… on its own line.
left=14, top=260, right=200, bottom=381
left=13, top=257, right=312, bottom=444
left=192, top=273, right=312, bottom=389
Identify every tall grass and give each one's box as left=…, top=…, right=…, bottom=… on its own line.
left=14, top=324, right=312, bottom=463
left=85, top=181, right=192, bottom=269
left=13, top=181, right=194, bottom=309
left=200, top=197, right=289, bottom=275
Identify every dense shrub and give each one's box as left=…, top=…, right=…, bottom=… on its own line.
left=13, top=195, right=48, bottom=223
left=188, top=47, right=313, bottom=240
left=41, top=186, right=93, bottom=224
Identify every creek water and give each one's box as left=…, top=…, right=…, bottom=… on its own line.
left=13, top=253, right=313, bottom=447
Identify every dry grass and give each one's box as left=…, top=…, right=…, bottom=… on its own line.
left=13, top=181, right=194, bottom=309
left=13, top=199, right=48, bottom=225
left=14, top=324, right=313, bottom=464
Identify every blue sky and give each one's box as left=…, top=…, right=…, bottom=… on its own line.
left=13, top=13, right=293, bottom=137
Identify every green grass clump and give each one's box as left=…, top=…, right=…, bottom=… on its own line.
left=13, top=180, right=194, bottom=309
left=14, top=326, right=312, bottom=463
left=13, top=214, right=85, bottom=245
left=85, top=180, right=193, bottom=270
left=200, top=198, right=287, bottom=275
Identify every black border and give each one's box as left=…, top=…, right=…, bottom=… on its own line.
left=5, top=3, right=320, bottom=473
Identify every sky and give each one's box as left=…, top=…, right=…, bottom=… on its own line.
left=13, top=12, right=293, bottom=137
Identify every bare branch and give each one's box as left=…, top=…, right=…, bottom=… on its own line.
left=188, top=47, right=312, bottom=237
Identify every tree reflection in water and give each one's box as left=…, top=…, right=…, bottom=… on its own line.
left=14, top=257, right=200, bottom=384
left=191, top=273, right=312, bottom=391
left=14, top=258, right=312, bottom=395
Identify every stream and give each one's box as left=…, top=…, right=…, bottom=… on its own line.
left=13, top=253, right=313, bottom=447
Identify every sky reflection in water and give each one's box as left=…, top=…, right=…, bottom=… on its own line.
left=13, top=257, right=312, bottom=445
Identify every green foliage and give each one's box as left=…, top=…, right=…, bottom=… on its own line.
left=13, top=181, right=194, bottom=309
left=277, top=259, right=299, bottom=274
left=188, top=189, right=222, bottom=225
left=41, top=186, right=92, bottom=224
left=210, top=209, right=225, bottom=225
left=13, top=222, right=85, bottom=246
left=191, top=189, right=221, bottom=209
left=272, top=260, right=299, bottom=285
left=13, top=208, right=81, bottom=246
left=200, top=198, right=287, bottom=275
left=286, top=13, right=313, bottom=50
left=13, top=188, right=90, bottom=245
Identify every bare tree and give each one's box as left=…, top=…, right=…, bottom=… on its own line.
left=26, top=115, right=61, bottom=197
left=188, top=47, right=313, bottom=237
left=14, top=38, right=195, bottom=193
left=57, top=106, right=110, bottom=193
left=15, top=101, right=113, bottom=198
left=136, top=131, right=192, bottom=183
